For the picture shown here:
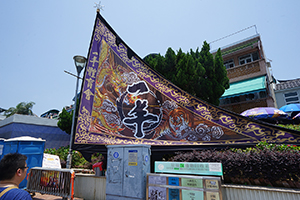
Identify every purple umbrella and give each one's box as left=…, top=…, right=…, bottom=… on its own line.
left=293, top=112, right=300, bottom=119
left=241, top=107, right=288, bottom=119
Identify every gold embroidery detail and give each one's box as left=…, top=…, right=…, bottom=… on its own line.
left=86, top=78, right=94, bottom=89
left=87, top=67, right=97, bottom=78
left=90, top=52, right=99, bottom=67
left=84, top=89, right=94, bottom=100
left=75, top=106, right=92, bottom=143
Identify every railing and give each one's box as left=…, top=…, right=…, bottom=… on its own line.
left=26, top=167, right=75, bottom=199
left=227, top=60, right=261, bottom=79
left=222, top=184, right=300, bottom=200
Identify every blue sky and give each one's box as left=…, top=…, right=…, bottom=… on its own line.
left=1, top=0, right=299, bottom=116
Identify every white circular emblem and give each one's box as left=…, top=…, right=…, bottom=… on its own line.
left=158, top=164, right=164, bottom=170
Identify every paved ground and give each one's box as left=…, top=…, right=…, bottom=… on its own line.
left=32, top=192, right=84, bottom=200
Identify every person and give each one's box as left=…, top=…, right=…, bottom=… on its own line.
left=0, top=153, right=32, bottom=199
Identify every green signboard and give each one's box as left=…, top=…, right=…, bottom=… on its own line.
left=181, top=178, right=203, bottom=188
left=182, top=189, right=204, bottom=200
left=155, top=161, right=223, bottom=176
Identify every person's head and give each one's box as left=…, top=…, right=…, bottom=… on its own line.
left=0, top=153, right=28, bottom=182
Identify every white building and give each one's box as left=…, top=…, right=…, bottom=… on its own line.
left=275, top=78, right=300, bottom=109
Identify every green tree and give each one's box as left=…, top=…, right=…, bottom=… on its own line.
left=4, top=101, right=35, bottom=117
left=213, top=49, right=230, bottom=105
left=144, top=41, right=229, bottom=105
left=57, top=108, right=73, bottom=135
left=57, top=98, right=80, bottom=135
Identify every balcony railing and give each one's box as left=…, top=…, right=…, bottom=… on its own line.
left=227, top=60, right=261, bottom=80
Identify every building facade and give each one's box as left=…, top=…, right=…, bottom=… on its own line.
left=212, top=34, right=276, bottom=114
left=275, top=78, right=300, bottom=109
left=0, top=114, right=70, bottom=149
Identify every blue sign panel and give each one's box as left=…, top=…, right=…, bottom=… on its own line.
left=168, top=177, right=179, bottom=186
left=169, top=188, right=180, bottom=200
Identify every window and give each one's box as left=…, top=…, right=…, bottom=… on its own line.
left=259, top=91, right=267, bottom=98
left=224, top=59, right=235, bottom=69
left=220, top=98, right=230, bottom=105
left=230, top=96, right=240, bottom=103
left=245, top=93, right=255, bottom=101
left=284, top=92, right=300, bottom=104
left=220, top=90, right=266, bottom=105
left=239, top=51, right=259, bottom=65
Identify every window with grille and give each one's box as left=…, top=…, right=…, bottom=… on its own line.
left=224, top=59, right=235, bottom=69
left=284, top=92, right=300, bottom=104
left=238, top=51, right=259, bottom=65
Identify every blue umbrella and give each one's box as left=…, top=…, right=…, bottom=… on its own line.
left=279, top=103, right=300, bottom=112
left=241, top=107, right=288, bottom=119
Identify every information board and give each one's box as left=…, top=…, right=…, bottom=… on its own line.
left=42, top=153, right=61, bottom=169
left=128, top=149, right=138, bottom=166
left=147, top=173, right=222, bottom=200
left=155, top=161, right=223, bottom=176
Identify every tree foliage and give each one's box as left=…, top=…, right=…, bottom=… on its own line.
left=57, top=108, right=73, bottom=135
left=4, top=101, right=35, bottom=117
left=57, top=99, right=80, bottom=135
left=144, top=41, right=229, bottom=105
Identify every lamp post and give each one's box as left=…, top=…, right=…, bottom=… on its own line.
left=66, top=55, right=87, bottom=169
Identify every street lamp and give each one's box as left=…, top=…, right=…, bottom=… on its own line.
left=66, top=55, right=87, bottom=169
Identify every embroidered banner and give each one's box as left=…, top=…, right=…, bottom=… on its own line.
left=74, top=13, right=300, bottom=147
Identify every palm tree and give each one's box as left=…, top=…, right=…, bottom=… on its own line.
left=4, top=101, right=35, bottom=118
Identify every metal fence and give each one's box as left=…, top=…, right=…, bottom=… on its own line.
left=222, top=184, right=300, bottom=200
left=27, top=167, right=75, bottom=199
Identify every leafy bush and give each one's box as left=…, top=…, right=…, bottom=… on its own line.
left=170, top=142, right=300, bottom=187
left=44, top=146, right=102, bottom=169
left=277, top=124, right=300, bottom=131
left=231, top=141, right=300, bottom=152
left=255, top=141, right=300, bottom=151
